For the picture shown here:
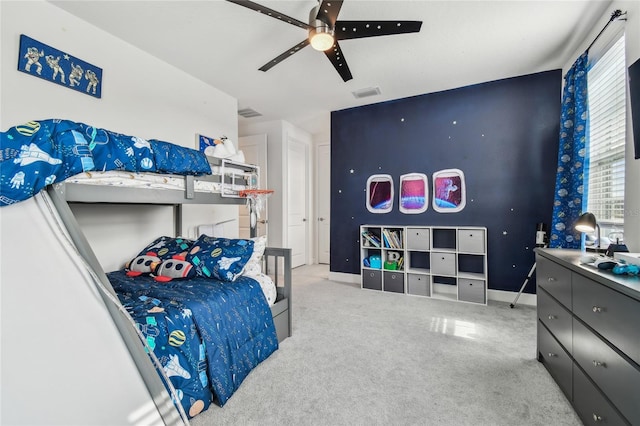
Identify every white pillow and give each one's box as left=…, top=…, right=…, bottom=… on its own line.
left=245, top=272, right=277, bottom=306
left=243, top=235, right=266, bottom=276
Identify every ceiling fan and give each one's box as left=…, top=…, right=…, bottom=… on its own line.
left=226, top=0, right=423, bottom=82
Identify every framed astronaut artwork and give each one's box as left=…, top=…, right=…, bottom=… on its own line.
left=432, top=168, right=466, bottom=213
left=17, top=34, right=103, bottom=99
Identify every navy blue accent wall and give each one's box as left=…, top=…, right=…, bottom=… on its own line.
left=330, top=70, right=562, bottom=293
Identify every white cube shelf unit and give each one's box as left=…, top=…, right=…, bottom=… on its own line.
left=360, top=225, right=488, bottom=305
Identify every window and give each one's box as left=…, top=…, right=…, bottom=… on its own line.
left=585, top=33, right=626, bottom=245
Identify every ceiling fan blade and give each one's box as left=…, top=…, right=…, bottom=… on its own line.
left=335, top=20, right=422, bottom=40
left=324, top=41, right=352, bottom=82
left=315, top=0, right=343, bottom=26
left=258, top=39, right=310, bottom=72
left=226, top=0, right=310, bottom=30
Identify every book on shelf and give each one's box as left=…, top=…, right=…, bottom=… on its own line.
left=361, top=231, right=381, bottom=247
left=382, top=229, right=403, bottom=249
left=381, top=231, right=390, bottom=248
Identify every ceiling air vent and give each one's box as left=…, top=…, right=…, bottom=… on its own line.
left=238, top=107, right=262, bottom=118
left=352, top=86, right=381, bottom=99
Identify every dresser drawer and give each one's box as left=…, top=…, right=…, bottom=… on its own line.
left=536, top=255, right=572, bottom=309
left=537, top=287, right=572, bottom=353
left=406, top=228, right=430, bottom=250
left=573, top=363, right=628, bottom=426
left=431, top=252, right=456, bottom=276
left=573, top=318, right=640, bottom=424
left=383, top=271, right=404, bottom=293
left=572, top=273, right=640, bottom=366
left=458, top=229, right=485, bottom=254
left=407, top=273, right=430, bottom=296
left=362, top=269, right=382, bottom=291
left=458, top=278, right=485, bottom=304
left=538, top=321, right=572, bottom=400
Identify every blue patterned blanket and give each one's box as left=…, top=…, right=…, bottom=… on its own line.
left=108, top=270, right=278, bottom=417
left=0, top=119, right=212, bottom=207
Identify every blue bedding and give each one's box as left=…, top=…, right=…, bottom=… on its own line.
left=0, top=119, right=212, bottom=207
left=108, top=270, right=278, bottom=417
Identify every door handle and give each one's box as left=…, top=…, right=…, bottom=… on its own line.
left=302, top=218, right=307, bottom=222
left=318, top=217, right=325, bottom=221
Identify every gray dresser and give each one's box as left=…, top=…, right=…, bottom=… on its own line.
left=536, top=248, right=640, bottom=425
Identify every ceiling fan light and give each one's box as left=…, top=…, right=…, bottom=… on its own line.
left=310, top=32, right=334, bottom=51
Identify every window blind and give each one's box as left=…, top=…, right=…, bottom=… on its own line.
left=586, top=34, right=626, bottom=231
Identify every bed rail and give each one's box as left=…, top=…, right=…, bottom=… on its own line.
left=263, top=247, right=292, bottom=340
left=54, top=157, right=258, bottom=204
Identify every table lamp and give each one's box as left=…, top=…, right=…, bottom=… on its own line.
left=574, top=212, right=605, bottom=253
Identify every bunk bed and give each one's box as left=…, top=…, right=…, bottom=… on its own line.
left=47, top=161, right=293, bottom=344
left=1, top=119, right=291, bottom=422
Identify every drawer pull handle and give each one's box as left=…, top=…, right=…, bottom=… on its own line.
left=592, top=360, right=606, bottom=367
left=547, top=277, right=556, bottom=282
left=592, top=306, right=603, bottom=313
left=592, top=414, right=602, bottom=422
left=548, top=353, right=557, bottom=358
left=547, top=315, right=556, bottom=320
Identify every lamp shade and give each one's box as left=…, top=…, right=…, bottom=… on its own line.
left=575, top=212, right=597, bottom=233
left=310, top=32, right=334, bottom=51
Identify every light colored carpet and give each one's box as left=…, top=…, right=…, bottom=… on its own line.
left=191, top=265, right=581, bottom=426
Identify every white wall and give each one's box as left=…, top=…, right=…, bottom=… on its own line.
left=239, top=119, right=314, bottom=263
left=240, top=120, right=285, bottom=246
left=1, top=0, right=241, bottom=270
left=0, top=3, right=240, bottom=421
left=561, top=0, right=640, bottom=251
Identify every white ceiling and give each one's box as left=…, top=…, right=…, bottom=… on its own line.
left=49, top=0, right=612, bottom=137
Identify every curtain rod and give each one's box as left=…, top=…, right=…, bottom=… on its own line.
left=586, top=9, right=627, bottom=53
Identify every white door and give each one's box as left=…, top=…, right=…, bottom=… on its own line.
left=317, top=144, right=330, bottom=264
left=288, top=137, right=308, bottom=267
left=238, top=134, right=268, bottom=239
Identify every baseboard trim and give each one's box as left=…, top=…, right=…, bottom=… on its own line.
left=328, top=272, right=537, bottom=306
left=488, top=289, right=536, bottom=306
left=329, top=271, right=361, bottom=284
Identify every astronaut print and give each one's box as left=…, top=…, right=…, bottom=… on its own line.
left=18, top=34, right=102, bottom=98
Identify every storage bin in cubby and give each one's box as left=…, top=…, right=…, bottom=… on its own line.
left=407, top=274, right=430, bottom=296
left=383, top=271, right=404, bottom=293
left=362, top=269, right=382, bottom=291
left=431, top=252, right=456, bottom=276
left=458, top=278, right=486, bottom=304
left=406, top=228, right=430, bottom=250
left=458, top=228, right=485, bottom=254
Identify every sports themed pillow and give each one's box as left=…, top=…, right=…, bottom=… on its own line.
left=186, top=236, right=254, bottom=282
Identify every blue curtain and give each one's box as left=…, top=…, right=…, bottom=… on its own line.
left=549, top=52, right=589, bottom=248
